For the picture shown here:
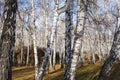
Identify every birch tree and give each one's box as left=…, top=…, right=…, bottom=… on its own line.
left=64, top=0, right=73, bottom=79
left=30, top=0, right=39, bottom=79
left=98, top=2, right=120, bottom=80
left=20, top=12, right=25, bottom=65
left=26, top=14, right=31, bottom=66
left=64, top=0, right=88, bottom=79
left=37, top=0, right=71, bottom=79
left=0, top=0, right=17, bottom=80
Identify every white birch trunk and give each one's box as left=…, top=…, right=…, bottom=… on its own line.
left=40, top=32, right=43, bottom=47
left=38, top=1, right=59, bottom=79
left=92, top=48, right=96, bottom=64
left=31, top=0, right=39, bottom=80
left=26, top=36, right=30, bottom=66
left=20, top=11, right=25, bottom=65
left=69, top=7, right=87, bottom=80
left=59, top=40, right=64, bottom=68
left=64, top=0, right=88, bottom=79
left=45, top=16, right=48, bottom=48
left=20, top=39, right=23, bottom=65
left=20, top=26, right=24, bottom=65
left=44, top=0, right=49, bottom=48
left=53, top=37, right=56, bottom=69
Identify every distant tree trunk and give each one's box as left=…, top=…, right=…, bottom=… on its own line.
left=20, top=24, right=24, bottom=65
left=91, top=36, right=96, bottom=64
left=59, top=39, right=64, bottom=68
left=53, top=28, right=58, bottom=69
left=26, top=35, right=30, bottom=66
left=88, top=38, right=91, bottom=64
left=26, top=43, right=29, bottom=66
left=98, top=31, right=103, bottom=63
left=88, top=35, right=92, bottom=64
left=45, top=16, right=48, bottom=47
left=92, top=26, right=96, bottom=64
left=98, top=4, right=120, bottom=80
left=26, top=14, right=31, bottom=66
left=49, top=49, right=53, bottom=69
left=40, top=32, right=43, bottom=47
left=0, top=0, right=17, bottom=80
left=53, top=37, right=56, bottom=69
left=92, top=47, right=95, bottom=64
left=79, top=46, right=84, bottom=66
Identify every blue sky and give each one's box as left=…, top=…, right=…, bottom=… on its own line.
left=0, top=0, right=119, bottom=32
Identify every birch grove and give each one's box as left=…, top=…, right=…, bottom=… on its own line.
left=0, top=0, right=120, bottom=80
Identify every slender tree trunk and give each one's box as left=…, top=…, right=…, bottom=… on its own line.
left=26, top=36, right=30, bottom=66
left=53, top=28, right=58, bottom=70
left=88, top=41, right=91, bottom=64
left=20, top=40, right=23, bottom=65
left=31, top=0, right=39, bottom=80
left=0, top=0, right=17, bottom=80
left=49, top=50, right=53, bottom=69
left=26, top=14, right=31, bottom=66
left=45, top=16, right=48, bottom=47
left=26, top=43, right=29, bottom=66
left=20, top=25, right=24, bottom=65
left=99, top=31, right=103, bottom=63
left=92, top=47, right=95, bottom=64
left=88, top=37, right=92, bottom=64
left=32, top=31, right=39, bottom=80
left=40, top=32, right=43, bottom=47
left=79, top=46, right=85, bottom=66
left=59, top=40, right=64, bottom=68
left=92, top=52, right=96, bottom=64
left=53, top=37, right=56, bottom=69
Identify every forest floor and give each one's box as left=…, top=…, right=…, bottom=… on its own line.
left=12, top=62, right=120, bottom=80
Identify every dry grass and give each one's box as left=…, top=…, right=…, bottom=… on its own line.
left=12, top=66, right=35, bottom=80
left=12, top=62, right=120, bottom=80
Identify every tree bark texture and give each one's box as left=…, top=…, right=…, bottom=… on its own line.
left=31, top=0, right=39, bottom=80
left=0, top=0, right=17, bottom=80
left=64, top=0, right=88, bottom=79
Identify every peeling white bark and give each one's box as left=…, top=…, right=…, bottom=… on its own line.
left=31, top=0, right=39, bottom=80
left=64, top=0, right=88, bottom=79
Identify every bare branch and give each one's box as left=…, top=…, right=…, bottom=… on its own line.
left=57, top=0, right=72, bottom=14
